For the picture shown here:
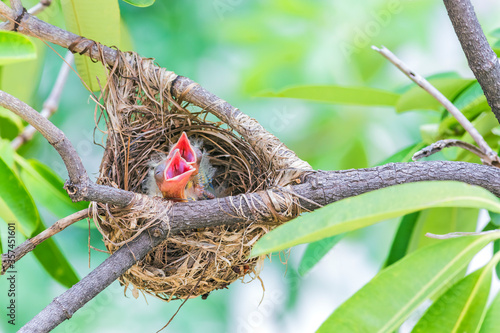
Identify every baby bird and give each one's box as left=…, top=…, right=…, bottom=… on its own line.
left=153, top=148, right=196, bottom=201
left=145, top=132, right=216, bottom=201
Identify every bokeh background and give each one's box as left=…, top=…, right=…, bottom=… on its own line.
left=1, top=0, right=500, bottom=332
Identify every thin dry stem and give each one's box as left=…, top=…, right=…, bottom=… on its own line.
left=412, top=139, right=488, bottom=162
left=372, top=45, right=500, bottom=166
left=12, top=51, right=73, bottom=150
left=1, top=208, right=89, bottom=274
left=28, top=0, right=52, bottom=15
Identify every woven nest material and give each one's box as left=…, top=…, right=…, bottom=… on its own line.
left=90, top=52, right=300, bottom=301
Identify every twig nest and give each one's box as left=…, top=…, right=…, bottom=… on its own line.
left=91, top=52, right=298, bottom=300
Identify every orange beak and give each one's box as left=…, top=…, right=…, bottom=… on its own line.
left=167, top=132, right=201, bottom=175
left=154, top=149, right=196, bottom=201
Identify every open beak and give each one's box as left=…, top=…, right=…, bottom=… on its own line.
left=154, top=149, right=196, bottom=201
left=167, top=132, right=201, bottom=174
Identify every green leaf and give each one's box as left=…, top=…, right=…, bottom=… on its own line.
left=250, top=181, right=500, bottom=257
left=31, top=221, right=80, bottom=288
left=0, top=31, right=37, bottom=65
left=407, top=207, right=479, bottom=252
left=480, top=290, right=500, bottom=333
left=0, top=138, right=15, bottom=167
left=0, top=157, right=41, bottom=236
left=412, top=252, right=500, bottom=333
left=374, top=142, right=426, bottom=166
left=298, top=233, right=345, bottom=276
left=489, top=212, right=500, bottom=227
left=0, top=107, right=23, bottom=140
left=258, top=85, right=400, bottom=106
left=384, top=211, right=420, bottom=267
left=15, top=156, right=89, bottom=218
left=61, top=0, right=121, bottom=91
left=396, top=78, right=475, bottom=113
left=121, top=0, right=155, bottom=7
left=317, top=233, right=499, bottom=333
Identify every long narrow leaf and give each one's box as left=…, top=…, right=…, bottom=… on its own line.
left=480, top=289, right=500, bottom=332
left=298, top=233, right=345, bottom=276
left=0, top=31, right=36, bottom=65
left=0, top=157, right=40, bottom=236
left=258, top=85, right=400, bottom=106
left=251, top=181, right=500, bottom=257
left=317, top=233, right=499, bottom=333
left=384, top=211, right=420, bottom=267
left=412, top=252, right=500, bottom=333
left=16, top=156, right=89, bottom=218
left=31, top=222, right=80, bottom=288
left=61, top=0, right=120, bottom=91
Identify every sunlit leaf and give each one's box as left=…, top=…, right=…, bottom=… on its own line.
left=258, top=85, right=400, bottom=106
left=0, top=107, right=23, bottom=140
left=396, top=78, right=474, bottom=112
left=407, top=207, right=478, bottom=252
left=0, top=157, right=40, bottom=236
left=121, top=0, right=155, bottom=7
left=412, top=252, right=500, bottom=333
left=298, top=233, right=345, bottom=276
left=251, top=181, right=500, bottom=257
left=0, top=31, right=37, bottom=65
left=61, top=0, right=121, bottom=91
left=317, top=233, right=499, bottom=333
left=480, top=289, right=500, bottom=333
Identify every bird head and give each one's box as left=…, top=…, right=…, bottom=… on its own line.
left=167, top=132, right=202, bottom=174
left=154, top=149, right=197, bottom=201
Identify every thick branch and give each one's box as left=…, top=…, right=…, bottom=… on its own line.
left=443, top=0, right=500, bottom=123
left=19, top=161, right=500, bottom=332
left=0, top=12, right=311, bottom=181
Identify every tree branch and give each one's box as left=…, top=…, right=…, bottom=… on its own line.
left=28, top=0, right=52, bottom=16
left=0, top=10, right=311, bottom=181
left=18, top=160, right=500, bottom=332
left=1, top=208, right=88, bottom=274
left=373, top=45, right=499, bottom=165
left=443, top=0, right=500, bottom=123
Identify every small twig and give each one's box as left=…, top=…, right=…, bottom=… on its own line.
left=11, top=51, right=73, bottom=150
left=1, top=208, right=89, bottom=274
left=426, top=230, right=500, bottom=240
left=372, top=45, right=500, bottom=166
left=28, top=0, right=52, bottom=15
left=412, top=139, right=488, bottom=162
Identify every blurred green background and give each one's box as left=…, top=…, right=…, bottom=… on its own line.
left=1, top=0, right=500, bottom=332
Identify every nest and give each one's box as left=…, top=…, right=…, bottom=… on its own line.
left=90, top=52, right=303, bottom=301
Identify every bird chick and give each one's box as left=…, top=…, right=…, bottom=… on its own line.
left=145, top=132, right=216, bottom=201
left=153, top=149, right=196, bottom=201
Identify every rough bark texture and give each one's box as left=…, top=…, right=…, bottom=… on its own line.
left=19, top=161, right=500, bottom=332
left=443, top=0, right=500, bottom=123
